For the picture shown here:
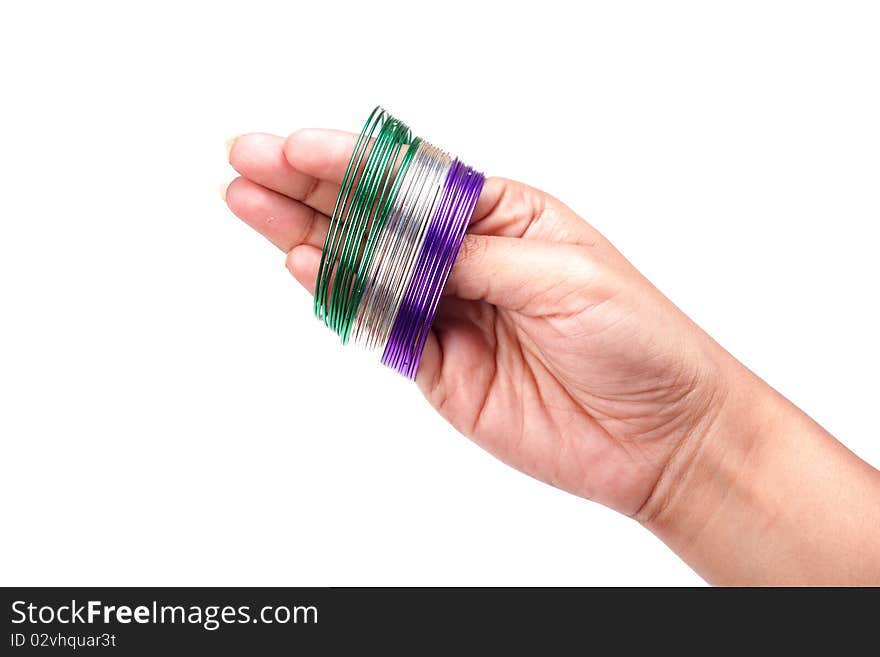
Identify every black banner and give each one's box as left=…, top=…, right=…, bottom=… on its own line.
left=1, top=587, right=874, bottom=653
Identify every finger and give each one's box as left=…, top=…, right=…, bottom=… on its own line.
left=282, top=242, right=443, bottom=389
left=224, top=177, right=327, bottom=252
left=414, top=330, right=441, bottom=391
left=280, top=131, right=537, bottom=239
left=444, top=234, right=606, bottom=315
left=286, top=239, right=446, bottom=395
left=281, top=234, right=598, bottom=332
left=283, top=129, right=359, bottom=187
left=285, top=244, right=321, bottom=295
left=470, top=177, right=505, bottom=226
left=229, top=133, right=340, bottom=216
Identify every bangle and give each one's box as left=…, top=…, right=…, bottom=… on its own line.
left=314, top=107, right=484, bottom=379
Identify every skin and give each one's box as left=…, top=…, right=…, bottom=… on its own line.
left=224, top=130, right=880, bottom=585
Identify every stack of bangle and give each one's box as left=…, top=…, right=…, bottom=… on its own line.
left=314, top=107, right=485, bottom=379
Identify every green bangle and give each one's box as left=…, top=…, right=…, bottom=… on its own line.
left=314, top=107, right=383, bottom=325
left=329, top=116, right=409, bottom=335
left=316, top=107, right=415, bottom=341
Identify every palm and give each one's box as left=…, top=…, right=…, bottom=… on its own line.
left=418, top=177, right=709, bottom=514
left=226, top=130, right=713, bottom=515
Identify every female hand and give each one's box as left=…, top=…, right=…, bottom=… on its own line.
left=224, top=129, right=880, bottom=584
left=224, top=129, right=724, bottom=519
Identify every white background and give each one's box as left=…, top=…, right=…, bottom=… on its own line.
left=1, top=1, right=878, bottom=586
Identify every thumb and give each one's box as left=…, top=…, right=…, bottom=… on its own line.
left=444, top=234, right=604, bottom=316
left=285, top=235, right=606, bottom=317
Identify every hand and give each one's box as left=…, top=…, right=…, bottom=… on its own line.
left=223, top=130, right=726, bottom=518
left=225, top=129, right=880, bottom=584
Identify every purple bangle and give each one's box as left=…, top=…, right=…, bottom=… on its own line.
left=382, top=161, right=464, bottom=375
left=382, top=159, right=485, bottom=378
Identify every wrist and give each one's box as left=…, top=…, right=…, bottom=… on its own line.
left=635, top=348, right=880, bottom=585
left=634, top=351, right=778, bottom=581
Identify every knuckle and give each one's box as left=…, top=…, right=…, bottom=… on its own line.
left=456, top=234, right=487, bottom=264
left=284, top=248, right=297, bottom=273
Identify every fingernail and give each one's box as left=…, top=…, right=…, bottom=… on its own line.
left=220, top=179, right=232, bottom=202
left=225, top=135, right=239, bottom=160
